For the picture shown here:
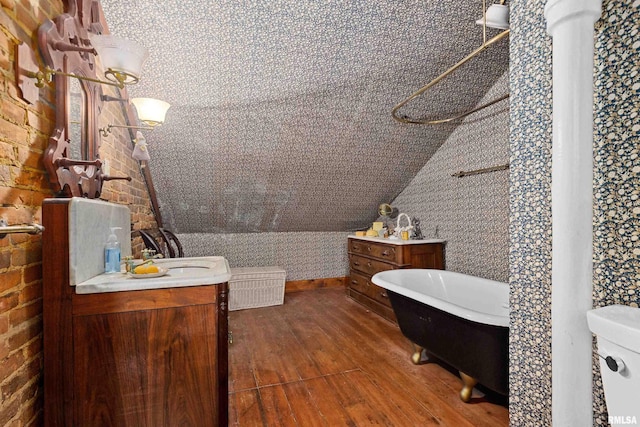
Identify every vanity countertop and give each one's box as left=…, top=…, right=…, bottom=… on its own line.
left=75, top=256, right=231, bottom=294
left=348, top=235, right=445, bottom=245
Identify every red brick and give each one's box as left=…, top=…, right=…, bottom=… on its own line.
left=0, top=269, right=21, bottom=292
left=1, top=100, right=26, bottom=125
left=16, top=146, right=42, bottom=169
left=1, top=357, right=40, bottom=402
left=10, top=248, right=25, bottom=267
left=22, top=333, right=41, bottom=359
left=19, top=382, right=42, bottom=426
left=0, top=250, right=11, bottom=269
left=0, top=0, right=16, bottom=11
left=0, top=393, right=20, bottom=426
left=24, top=244, right=40, bottom=264
left=9, top=300, right=41, bottom=327
left=15, top=4, right=38, bottom=34
left=27, top=132, right=47, bottom=151
left=0, top=118, right=28, bottom=145
left=0, top=350, right=26, bottom=385
left=0, top=46, right=10, bottom=73
left=6, top=320, right=41, bottom=351
left=0, top=164, right=11, bottom=184
left=0, top=140, right=16, bottom=161
left=25, top=110, right=52, bottom=135
left=0, top=292, right=19, bottom=314
left=8, top=233, right=27, bottom=245
left=0, top=206, right=34, bottom=224
left=0, top=315, right=8, bottom=334
left=13, top=168, right=46, bottom=189
left=21, top=265, right=40, bottom=286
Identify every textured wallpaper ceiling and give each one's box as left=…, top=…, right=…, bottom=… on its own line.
left=100, top=0, right=509, bottom=233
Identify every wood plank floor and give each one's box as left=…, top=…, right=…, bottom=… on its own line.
left=228, top=288, right=509, bottom=426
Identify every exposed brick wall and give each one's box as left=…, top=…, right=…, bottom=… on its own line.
left=0, top=2, right=159, bottom=425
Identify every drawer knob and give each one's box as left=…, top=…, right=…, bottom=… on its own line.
left=380, top=292, right=388, bottom=298
left=381, top=250, right=390, bottom=256
left=351, top=280, right=358, bottom=285
left=353, top=262, right=360, bottom=266
left=367, top=246, right=372, bottom=251
left=367, top=262, right=372, bottom=267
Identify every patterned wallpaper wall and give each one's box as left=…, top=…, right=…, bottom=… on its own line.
left=592, top=1, right=640, bottom=424
left=384, top=72, right=509, bottom=283
left=177, top=232, right=349, bottom=281
left=510, top=0, right=639, bottom=425
left=176, top=74, right=510, bottom=283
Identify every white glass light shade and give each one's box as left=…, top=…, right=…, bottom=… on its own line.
left=89, top=34, right=149, bottom=85
left=476, top=4, right=509, bottom=30
left=131, top=98, right=171, bottom=126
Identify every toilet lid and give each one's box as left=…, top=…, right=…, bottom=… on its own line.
left=587, top=305, right=640, bottom=353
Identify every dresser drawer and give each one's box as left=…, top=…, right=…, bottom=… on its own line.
left=346, top=237, right=445, bottom=323
left=348, top=271, right=392, bottom=308
left=349, top=254, right=395, bottom=276
left=349, top=239, right=399, bottom=263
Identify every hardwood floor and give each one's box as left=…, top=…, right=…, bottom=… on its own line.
left=228, top=288, right=509, bottom=426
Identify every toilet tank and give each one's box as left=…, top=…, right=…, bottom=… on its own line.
left=587, top=305, right=640, bottom=424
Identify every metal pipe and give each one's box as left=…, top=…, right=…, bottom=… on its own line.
left=451, top=163, right=509, bottom=178
left=391, top=29, right=510, bottom=125
left=0, top=219, right=45, bottom=239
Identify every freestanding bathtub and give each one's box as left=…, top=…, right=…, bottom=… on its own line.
left=372, top=269, right=509, bottom=402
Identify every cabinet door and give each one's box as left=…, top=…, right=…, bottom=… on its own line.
left=73, top=305, right=221, bottom=426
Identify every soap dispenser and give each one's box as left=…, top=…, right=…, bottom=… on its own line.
left=104, top=227, right=122, bottom=273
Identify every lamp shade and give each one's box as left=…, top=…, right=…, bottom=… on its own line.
left=476, top=4, right=509, bottom=30
left=131, top=98, right=171, bottom=126
left=89, top=34, right=149, bottom=85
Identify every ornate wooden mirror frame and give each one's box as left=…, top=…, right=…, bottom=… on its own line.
left=17, top=0, right=130, bottom=198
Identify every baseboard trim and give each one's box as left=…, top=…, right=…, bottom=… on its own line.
left=285, top=277, right=348, bottom=293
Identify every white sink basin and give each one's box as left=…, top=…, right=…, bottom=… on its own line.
left=75, top=256, right=231, bottom=294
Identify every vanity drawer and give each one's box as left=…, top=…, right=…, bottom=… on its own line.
left=349, top=254, right=395, bottom=276
left=348, top=239, right=399, bottom=263
left=348, top=271, right=392, bottom=308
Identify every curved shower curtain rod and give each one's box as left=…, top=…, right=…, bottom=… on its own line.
left=391, top=28, right=510, bottom=125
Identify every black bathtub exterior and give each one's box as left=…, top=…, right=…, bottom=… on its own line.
left=388, top=290, right=509, bottom=396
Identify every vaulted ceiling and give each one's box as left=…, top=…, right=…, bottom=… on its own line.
left=100, top=0, right=509, bottom=233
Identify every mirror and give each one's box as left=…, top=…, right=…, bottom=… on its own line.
left=67, top=77, right=85, bottom=161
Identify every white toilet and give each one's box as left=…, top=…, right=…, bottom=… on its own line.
left=587, top=305, right=640, bottom=423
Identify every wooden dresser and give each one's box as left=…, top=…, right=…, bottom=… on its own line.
left=347, top=236, right=445, bottom=322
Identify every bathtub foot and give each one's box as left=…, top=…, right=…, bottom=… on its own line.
left=459, top=372, right=478, bottom=403
left=411, top=345, right=429, bottom=365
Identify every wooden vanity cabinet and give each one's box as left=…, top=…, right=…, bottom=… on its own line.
left=42, top=200, right=228, bottom=427
left=347, top=237, right=444, bottom=322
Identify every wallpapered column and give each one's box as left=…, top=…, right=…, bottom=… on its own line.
left=592, top=1, right=640, bottom=425
left=510, top=0, right=639, bottom=425
left=508, top=0, right=554, bottom=424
